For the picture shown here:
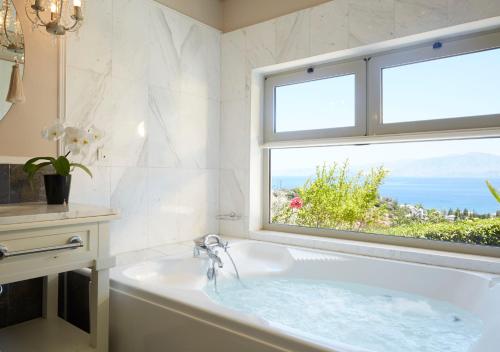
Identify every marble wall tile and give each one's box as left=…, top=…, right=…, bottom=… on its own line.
left=220, top=99, right=249, bottom=170
left=176, top=94, right=220, bottom=169
left=203, top=28, right=221, bottom=102
left=109, top=77, right=148, bottom=167
left=348, top=0, right=395, bottom=47
left=147, top=86, right=182, bottom=168
left=219, top=215, right=249, bottom=239
left=69, top=166, right=111, bottom=207
left=149, top=3, right=220, bottom=101
left=148, top=3, right=182, bottom=91
left=221, top=30, right=246, bottom=101
left=66, top=0, right=112, bottom=73
left=244, top=20, right=277, bottom=70
left=147, top=167, right=180, bottom=246
left=395, top=0, right=448, bottom=37
left=310, top=0, right=349, bottom=56
left=112, top=0, right=149, bottom=82
left=110, top=167, right=148, bottom=255
left=219, top=168, right=249, bottom=217
left=65, top=66, right=113, bottom=132
left=276, top=10, right=311, bottom=63
left=448, top=0, right=500, bottom=25
left=175, top=169, right=219, bottom=242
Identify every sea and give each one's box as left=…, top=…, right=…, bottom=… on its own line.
left=271, top=176, right=500, bottom=215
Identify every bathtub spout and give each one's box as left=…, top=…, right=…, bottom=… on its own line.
left=193, top=234, right=241, bottom=283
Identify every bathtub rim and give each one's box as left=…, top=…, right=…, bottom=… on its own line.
left=249, top=230, right=500, bottom=274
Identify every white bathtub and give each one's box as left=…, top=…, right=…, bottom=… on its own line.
left=109, top=240, right=500, bottom=352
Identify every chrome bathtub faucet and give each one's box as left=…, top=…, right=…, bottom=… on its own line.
left=193, top=234, right=240, bottom=284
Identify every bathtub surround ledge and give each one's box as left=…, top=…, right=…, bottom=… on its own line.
left=250, top=230, right=500, bottom=275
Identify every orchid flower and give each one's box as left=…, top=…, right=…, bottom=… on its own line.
left=41, top=122, right=65, bottom=141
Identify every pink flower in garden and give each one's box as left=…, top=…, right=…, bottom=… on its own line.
left=290, top=197, right=303, bottom=209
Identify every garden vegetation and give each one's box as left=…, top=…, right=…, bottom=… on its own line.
left=272, top=161, right=500, bottom=246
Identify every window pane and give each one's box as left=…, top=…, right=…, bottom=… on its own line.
left=382, top=48, right=500, bottom=123
left=275, top=74, right=355, bottom=132
left=270, top=139, right=500, bottom=247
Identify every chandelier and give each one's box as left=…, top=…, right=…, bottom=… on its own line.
left=25, top=0, right=84, bottom=36
left=0, top=0, right=24, bottom=54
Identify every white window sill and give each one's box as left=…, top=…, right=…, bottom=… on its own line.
left=249, top=230, right=500, bottom=275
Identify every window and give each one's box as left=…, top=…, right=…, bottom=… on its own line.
left=275, top=74, right=355, bottom=132
left=263, top=31, right=500, bottom=254
left=381, top=48, right=500, bottom=124
left=264, top=60, right=366, bottom=142
left=270, top=139, right=500, bottom=248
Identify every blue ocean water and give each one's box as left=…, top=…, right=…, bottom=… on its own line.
left=272, top=176, right=500, bottom=214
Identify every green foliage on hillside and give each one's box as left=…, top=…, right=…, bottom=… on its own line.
left=381, top=218, right=500, bottom=246
left=271, top=160, right=500, bottom=247
left=272, top=162, right=388, bottom=230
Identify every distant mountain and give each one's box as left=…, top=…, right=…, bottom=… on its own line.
left=274, top=153, right=500, bottom=178
left=382, top=152, right=500, bottom=178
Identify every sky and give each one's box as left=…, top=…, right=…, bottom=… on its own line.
left=272, top=47, right=500, bottom=175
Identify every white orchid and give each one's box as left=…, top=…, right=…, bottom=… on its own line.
left=87, top=124, right=105, bottom=144
left=41, top=121, right=104, bottom=158
left=64, top=126, right=93, bottom=156
left=41, top=122, right=65, bottom=141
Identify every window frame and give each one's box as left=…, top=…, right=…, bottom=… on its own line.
left=264, top=59, right=367, bottom=143
left=368, top=30, right=500, bottom=135
left=262, top=30, right=500, bottom=258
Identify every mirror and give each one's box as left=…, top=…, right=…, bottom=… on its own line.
left=0, top=0, right=24, bottom=120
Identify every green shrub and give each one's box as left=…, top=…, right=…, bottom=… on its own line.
left=272, top=161, right=388, bottom=230
left=382, top=218, right=500, bottom=246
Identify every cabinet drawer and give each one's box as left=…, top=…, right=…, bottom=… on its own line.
left=0, top=224, right=97, bottom=262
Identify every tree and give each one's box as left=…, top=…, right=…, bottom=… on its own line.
left=272, top=161, right=388, bottom=230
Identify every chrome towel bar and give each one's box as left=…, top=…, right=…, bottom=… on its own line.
left=0, top=236, right=83, bottom=259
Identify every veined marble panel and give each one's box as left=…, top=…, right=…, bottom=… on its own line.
left=112, top=0, right=149, bottom=82
left=147, top=167, right=180, bottom=246
left=65, top=66, right=113, bottom=131
left=348, top=0, right=395, bottom=47
left=395, top=0, right=448, bottom=37
left=176, top=94, right=220, bottom=169
left=148, top=2, right=220, bottom=101
left=66, top=0, right=112, bottom=73
left=220, top=99, right=249, bottom=170
left=244, top=20, right=277, bottom=70
left=276, top=10, right=311, bottom=63
left=147, top=86, right=182, bottom=168
left=221, top=30, right=246, bottom=102
left=310, top=0, right=349, bottom=56
left=448, top=0, right=500, bottom=25
left=69, top=166, right=111, bottom=207
left=110, top=166, right=148, bottom=254
left=219, top=168, right=249, bottom=217
left=175, top=169, right=219, bottom=242
left=109, top=77, right=148, bottom=167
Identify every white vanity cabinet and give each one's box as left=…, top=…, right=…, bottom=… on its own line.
left=0, top=203, right=118, bottom=352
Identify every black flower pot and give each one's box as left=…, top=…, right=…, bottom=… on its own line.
left=44, top=174, right=71, bottom=205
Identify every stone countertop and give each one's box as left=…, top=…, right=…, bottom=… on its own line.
left=0, top=203, right=118, bottom=226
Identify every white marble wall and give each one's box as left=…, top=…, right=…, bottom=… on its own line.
left=66, top=0, right=220, bottom=255
left=219, top=0, right=500, bottom=238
